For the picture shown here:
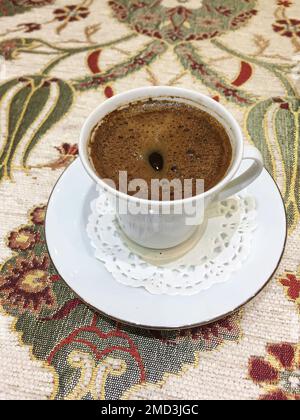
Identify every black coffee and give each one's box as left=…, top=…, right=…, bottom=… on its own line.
left=89, top=100, right=232, bottom=199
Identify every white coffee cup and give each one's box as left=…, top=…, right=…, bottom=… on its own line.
left=79, top=87, right=263, bottom=249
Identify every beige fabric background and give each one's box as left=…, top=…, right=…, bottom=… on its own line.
left=0, top=0, right=299, bottom=400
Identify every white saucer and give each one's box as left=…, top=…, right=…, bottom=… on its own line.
left=45, top=159, right=287, bottom=330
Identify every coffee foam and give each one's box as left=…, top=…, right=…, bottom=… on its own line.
left=89, top=99, right=232, bottom=200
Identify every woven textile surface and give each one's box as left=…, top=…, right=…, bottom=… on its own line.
left=0, top=0, right=299, bottom=400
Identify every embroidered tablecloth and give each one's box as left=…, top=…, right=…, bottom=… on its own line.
left=0, top=0, right=299, bottom=400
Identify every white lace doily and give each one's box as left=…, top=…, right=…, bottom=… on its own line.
left=87, top=191, right=257, bottom=296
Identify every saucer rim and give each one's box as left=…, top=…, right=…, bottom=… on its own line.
left=45, top=159, right=287, bottom=330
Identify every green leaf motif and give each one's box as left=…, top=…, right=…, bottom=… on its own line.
left=0, top=204, right=242, bottom=400
left=274, top=102, right=300, bottom=229
left=246, top=99, right=275, bottom=175
left=0, top=76, right=74, bottom=181
left=246, top=97, right=300, bottom=231
left=0, top=78, right=20, bottom=118
left=22, top=79, right=74, bottom=166
left=296, top=111, right=300, bottom=217
left=0, top=78, right=19, bottom=98
left=73, top=40, right=167, bottom=91
left=175, top=43, right=256, bottom=106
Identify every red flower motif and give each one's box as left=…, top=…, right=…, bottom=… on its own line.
left=249, top=343, right=300, bottom=400
left=0, top=39, right=19, bottom=60
left=55, top=143, right=78, bottom=157
left=277, top=0, right=293, bottom=7
left=8, top=227, right=39, bottom=251
left=53, top=5, right=90, bottom=22
left=260, top=390, right=289, bottom=400
left=30, top=206, right=46, bottom=225
left=268, top=343, right=296, bottom=369
left=280, top=272, right=300, bottom=303
left=0, top=255, right=56, bottom=314
left=249, top=358, right=279, bottom=383
left=17, top=22, right=41, bottom=33
left=50, top=143, right=78, bottom=169
left=273, top=19, right=300, bottom=38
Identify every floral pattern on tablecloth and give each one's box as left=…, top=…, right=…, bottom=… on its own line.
left=0, top=0, right=299, bottom=400
left=0, top=205, right=242, bottom=399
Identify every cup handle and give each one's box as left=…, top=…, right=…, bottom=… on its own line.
left=216, top=145, right=264, bottom=202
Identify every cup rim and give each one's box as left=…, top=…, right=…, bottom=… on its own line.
left=79, top=86, right=244, bottom=206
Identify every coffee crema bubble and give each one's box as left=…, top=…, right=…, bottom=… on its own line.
left=148, top=151, right=164, bottom=172
left=88, top=100, right=232, bottom=200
